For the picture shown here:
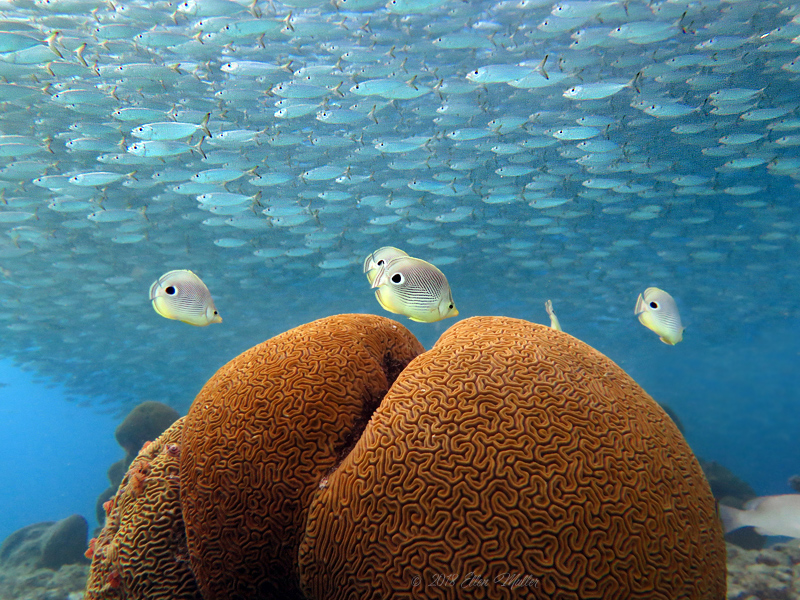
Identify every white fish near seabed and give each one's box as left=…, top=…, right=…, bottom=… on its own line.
left=719, top=495, right=800, bottom=538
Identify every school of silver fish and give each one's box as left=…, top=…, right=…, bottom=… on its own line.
left=0, top=0, right=798, bottom=412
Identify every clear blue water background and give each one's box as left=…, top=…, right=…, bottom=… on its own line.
left=1, top=313, right=798, bottom=544
left=0, top=360, right=121, bottom=543
left=0, top=0, right=799, bottom=550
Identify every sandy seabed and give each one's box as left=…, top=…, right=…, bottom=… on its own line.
left=2, top=543, right=799, bottom=600
left=726, top=541, right=800, bottom=600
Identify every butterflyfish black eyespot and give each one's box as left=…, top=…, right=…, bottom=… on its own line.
left=165, top=286, right=177, bottom=295
left=449, top=304, right=454, bottom=309
left=391, top=273, right=403, bottom=284
left=650, top=301, right=659, bottom=309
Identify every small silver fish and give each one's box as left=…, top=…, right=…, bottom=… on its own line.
left=635, top=287, right=684, bottom=345
left=130, top=113, right=210, bottom=141
left=149, top=270, right=222, bottom=327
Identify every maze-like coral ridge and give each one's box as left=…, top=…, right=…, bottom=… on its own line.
left=298, top=316, right=726, bottom=600
left=85, top=417, right=200, bottom=600
left=179, top=314, right=425, bottom=600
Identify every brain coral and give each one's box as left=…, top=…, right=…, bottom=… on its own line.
left=298, top=316, right=726, bottom=600
left=85, top=416, right=200, bottom=600
left=179, top=314, right=425, bottom=600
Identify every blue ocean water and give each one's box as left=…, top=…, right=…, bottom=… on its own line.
left=0, top=0, right=797, bottom=575
left=1, top=309, right=797, bottom=545
left=0, top=360, right=119, bottom=543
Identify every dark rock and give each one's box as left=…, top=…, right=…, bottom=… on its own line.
left=108, top=458, right=128, bottom=488
left=700, top=460, right=757, bottom=501
left=0, top=515, right=88, bottom=571
left=702, top=461, right=765, bottom=550
left=114, top=401, right=179, bottom=456
left=725, top=527, right=766, bottom=551
left=788, top=475, right=800, bottom=492
left=756, top=549, right=789, bottom=567
left=0, top=522, right=52, bottom=569
left=772, top=543, right=800, bottom=565
left=37, top=515, right=88, bottom=570
left=95, top=486, right=116, bottom=526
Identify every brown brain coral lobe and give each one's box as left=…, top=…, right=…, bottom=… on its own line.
left=85, top=417, right=200, bottom=600
left=298, top=316, right=726, bottom=600
left=179, top=314, right=425, bottom=600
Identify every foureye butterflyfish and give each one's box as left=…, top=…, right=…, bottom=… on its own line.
left=370, top=255, right=458, bottom=323
left=149, top=269, right=222, bottom=327
left=363, top=246, right=409, bottom=285
left=634, top=287, right=684, bottom=345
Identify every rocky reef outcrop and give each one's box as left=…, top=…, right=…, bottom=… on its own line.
left=0, top=515, right=90, bottom=600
